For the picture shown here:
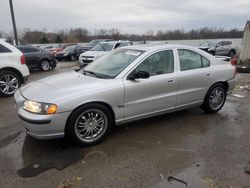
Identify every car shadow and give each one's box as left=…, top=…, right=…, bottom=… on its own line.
left=17, top=108, right=210, bottom=178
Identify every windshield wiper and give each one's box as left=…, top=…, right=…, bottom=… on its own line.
left=83, top=70, right=113, bottom=79
left=83, top=70, right=100, bottom=78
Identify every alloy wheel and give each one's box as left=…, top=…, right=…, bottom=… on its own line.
left=0, top=73, right=19, bottom=95
left=209, top=87, right=225, bottom=111
left=41, top=60, right=50, bottom=71
left=74, top=109, right=108, bottom=143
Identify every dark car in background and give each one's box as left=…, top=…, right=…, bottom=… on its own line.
left=50, top=43, right=77, bottom=55
left=17, top=45, right=57, bottom=71
left=199, top=40, right=236, bottom=57
left=54, top=45, right=80, bottom=61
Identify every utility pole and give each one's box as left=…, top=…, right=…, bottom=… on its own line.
left=9, top=0, right=18, bottom=45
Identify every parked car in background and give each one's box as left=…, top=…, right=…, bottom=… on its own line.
left=0, top=39, right=29, bottom=97
left=55, top=45, right=79, bottom=61
left=78, top=40, right=132, bottom=66
left=15, top=44, right=236, bottom=146
left=76, top=39, right=113, bottom=59
left=199, top=40, right=236, bottom=57
left=50, top=43, right=77, bottom=55
left=49, top=44, right=64, bottom=55
left=17, top=46, right=57, bottom=71
left=40, top=45, right=55, bottom=51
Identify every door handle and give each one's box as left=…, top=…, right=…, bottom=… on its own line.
left=168, top=79, right=174, bottom=82
left=206, top=73, right=211, bottom=76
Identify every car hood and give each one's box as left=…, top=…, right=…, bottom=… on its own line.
left=81, top=51, right=107, bottom=57
left=20, top=70, right=112, bottom=103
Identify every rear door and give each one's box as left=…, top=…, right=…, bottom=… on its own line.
left=176, top=49, right=213, bottom=107
left=123, top=50, right=177, bottom=120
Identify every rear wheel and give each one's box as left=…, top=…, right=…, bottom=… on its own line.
left=229, top=50, right=235, bottom=58
left=70, top=55, right=75, bottom=61
left=66, top=104, right=113, bottom=146
left=40, top=59, right=51, bottom=71
left=0, top=70, right=21, bottom=97
left=201, top=83, right=227, bottom=113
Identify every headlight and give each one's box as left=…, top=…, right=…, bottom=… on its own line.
left=23, top=100, right=57, bottom=114
left=63, top=52, right=69, bottom=56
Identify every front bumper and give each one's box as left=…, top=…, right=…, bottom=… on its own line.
left=14, top=89, right=71, bottom=139
left=23, top=75, right=29, bottom=83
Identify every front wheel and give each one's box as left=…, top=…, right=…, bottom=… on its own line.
left=201, top=83, right=227, bottom=113
left=70, top=55, right=75, bottom=61
left=229, top=50, right=235, bottom=58
left=0, top=70, right=21, bottom=97
left=66, top=104, right=113, bottom=146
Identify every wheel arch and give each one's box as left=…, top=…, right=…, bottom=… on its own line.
left=207, top=81, right=228, bottom=93
left=65, top=101, right=116, bottom=131
left=40, top=58, right=51, bottom=65
left=0, top=67, right=24, bottom=83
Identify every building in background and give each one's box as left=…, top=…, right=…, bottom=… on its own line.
left=240, top=20, right=250, bottom=66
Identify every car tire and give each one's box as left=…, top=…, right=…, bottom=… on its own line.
left=201, top=83, right=227, bottom=113
left=65, top=103, right=113, bottom=146
left=40, top=59, right=51, bottom=71
left=229, top=50, right=235, bottom=58
left=0, top=70, right=21, bottom=97
left=70, top=55, right=75, bottom=61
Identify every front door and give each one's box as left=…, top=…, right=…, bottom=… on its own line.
left=123, top=50, right=177, bottom=120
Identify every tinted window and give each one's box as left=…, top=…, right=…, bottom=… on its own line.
left=135, top=50, right=174, bottom=76
left=223, top=41, right=232, bottom=45
left=18, top=47, right=40, bottom=53
left=29, top=47, right=40, bottom=53
left=178, top=49, right=210, bottom=71
left=0, top=44, right=11, bottom=53
left=217, top=42, right=223, bottom=46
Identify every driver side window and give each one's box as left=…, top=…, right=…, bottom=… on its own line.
left=134, top=50, right=174, bottom=76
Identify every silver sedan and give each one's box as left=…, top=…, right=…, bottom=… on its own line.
left=14, top=44, right=236, bottom=146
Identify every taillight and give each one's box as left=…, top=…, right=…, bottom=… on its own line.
left=230, top=57, right=237, bottom=65
left=20, top=54, right=26, bottom=65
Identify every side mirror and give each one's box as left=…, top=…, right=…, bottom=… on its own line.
left=215, top=44, right=220, bottom=48
left=128, top=71, right=150, bottom=80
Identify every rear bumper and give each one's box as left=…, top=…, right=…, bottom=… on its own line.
left=227, top=78, right=236, bottom=94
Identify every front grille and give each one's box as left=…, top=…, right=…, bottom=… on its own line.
left=82, top=56, right=94, bottom=58
left=82, top=59, right=93, bottom=63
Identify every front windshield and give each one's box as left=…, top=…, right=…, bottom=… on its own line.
left=84, top=49, right=145, bottom=78
left=88, top=40, right=98, bottom=48
left=199, top=41, right=215, bottom=47
left=64, top=45, right=76, bottom=52
left=90, top=43, right=114, bottom=51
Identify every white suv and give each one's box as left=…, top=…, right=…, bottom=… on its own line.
left=0, top=39, right=29, bottom=97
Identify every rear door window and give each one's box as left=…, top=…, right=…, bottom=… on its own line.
left=0, top=44, right=12, bottom=53
left=178, top=49, right=210, bottom=71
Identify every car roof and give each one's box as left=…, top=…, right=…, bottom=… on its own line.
left=121, top=44, right=198, bottom=52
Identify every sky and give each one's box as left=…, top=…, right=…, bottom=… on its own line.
left=0, top=0, right=249, bottom=34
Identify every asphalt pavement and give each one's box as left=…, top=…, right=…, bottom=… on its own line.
left=0, top=61, right=250, bottom=188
